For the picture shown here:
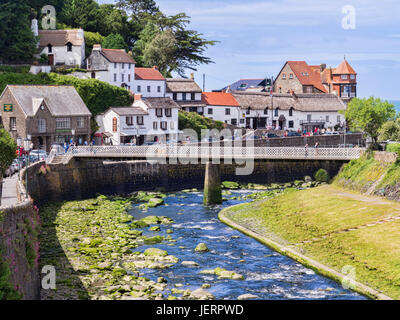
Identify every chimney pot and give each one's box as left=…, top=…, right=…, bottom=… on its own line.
left=190, top=73, right=195, bottom=80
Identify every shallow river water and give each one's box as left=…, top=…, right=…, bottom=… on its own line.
left=129, top=190, right=366, bottom=300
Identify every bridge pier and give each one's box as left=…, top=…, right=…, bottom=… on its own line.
left=204, top=161, right=222, bottom=205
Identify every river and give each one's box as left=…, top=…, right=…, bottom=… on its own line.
left=128, top=189, right=366, bottom=300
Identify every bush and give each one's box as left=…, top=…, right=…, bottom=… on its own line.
left=386, top=143, right=400, bottom=156
left=0, top=65, right=30, bottom=73
left=179, top=111, right=224, bottom=139
left=314, top=169, right=330, bottom=183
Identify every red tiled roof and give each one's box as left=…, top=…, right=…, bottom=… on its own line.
left=135, top=67, right=165, bottom=80
left=202, top=92, right=240, bottom=107
left=287, top=61, right=327, bottom=93
left=333, top=59, right=356, bottom=75
left=101, top=49, right=136, bottom=64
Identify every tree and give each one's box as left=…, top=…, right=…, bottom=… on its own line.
left=116, top=0, right=159, bottom=18
left=344, top=97, right=396, bottom=148
left=0, top=129, right=17, bottom=206
left=60, top=0, right=100, bottom=32
left=84, top=31, right=104, bottom=57
left=0, top=1, right=37, bottom=63
left=379, top=119, right=400, bottom=142
left=102, top=33, right=128, bottom=50
left=132, top=22, right=160, bottom=66
left=143, top=30, right=177, bottom=77
left=97, top=4, right=133, bottom=44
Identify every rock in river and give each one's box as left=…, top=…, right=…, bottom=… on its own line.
left=190, top=288, right=214, bottom=300
left=195, top=243, right=209, bottom=252
left=238, top=294, right=259, bottom=300
left=144, top=248, right=168, bottom=257
left=181, top=261, right=199, bottom=267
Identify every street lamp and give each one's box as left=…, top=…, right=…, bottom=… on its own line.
left=24, top=135, right=32, bottom=199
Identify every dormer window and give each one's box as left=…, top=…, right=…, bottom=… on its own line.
left=47, top=44, right=52, bottom=53
left=341, top=75, right=348, bottom=80
left=350, top=74, right=355, bottom=80
left=264, top=108, right=268, bottom=115
left=66, top=42, right=73, bottom=52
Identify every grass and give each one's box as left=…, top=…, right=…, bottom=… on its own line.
left=224, top=185, right=400, bottom=299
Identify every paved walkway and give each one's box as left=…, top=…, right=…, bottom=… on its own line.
left=0, top=174, right=18, bottom=208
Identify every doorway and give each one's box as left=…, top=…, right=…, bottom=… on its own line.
left=48, top=54, right=54, bottom=66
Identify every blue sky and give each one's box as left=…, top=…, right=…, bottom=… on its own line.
left=99, top=0, right=400, bottom=100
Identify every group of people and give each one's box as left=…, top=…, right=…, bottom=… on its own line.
left=63, top=138, right=96, bottom=153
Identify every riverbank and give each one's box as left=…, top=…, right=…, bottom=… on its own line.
left=219, top=185, right=400, bottom=300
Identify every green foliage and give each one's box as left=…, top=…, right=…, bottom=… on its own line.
left=0, top=245, right=22, bottom=300
left=0, top=65, right=30, bottom=74
left=314, top=169, right=330, bottom=183
left=0, top=72, right=131, bottom=116
left=0, top=1, right=37, bottom=63
left=84, top=31, right=105, bottom=57
left=0, top=129, right=17, bottom=176
left=39, top=54, right=49, bottom=64
left=178, top=111, right=224, bottom=139
left=102, top=33, right=128, bottom=50
left=345, top=97, right=396, bottom=145
left=379, top=119, right=400, bottom=142
left=60, top=0, right=101, bottom=32
left=386, top=144, right=400, bottom=156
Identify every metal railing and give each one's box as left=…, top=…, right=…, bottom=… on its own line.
left=60, top=145, right=365, bottom=162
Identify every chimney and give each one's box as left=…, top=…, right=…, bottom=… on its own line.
left=93, top=44, right=102, bottom=51
left=320, top=64, right=326, bottom=72
left=190, top=73, right=195, bottom=80
left=77, top=28, right=84, bottom=40
left=153, top=66, right=159, bottom=70
left=134, top=94, right=142, bottom=101
left=31, top=19, right=39, bottom=37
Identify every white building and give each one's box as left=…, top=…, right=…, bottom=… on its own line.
left=134, top=67, right=166, bottom=98
left=166, top=77, right=205, bottom=114
left=233, top=92, right=347, bottom=132
left=98, top=94, right=181, bottom=145
left=31, top=20, right=85, bottom=67
left=86, top=45, right=136, bottom=90
left=202, top=92, right=244, bottom=127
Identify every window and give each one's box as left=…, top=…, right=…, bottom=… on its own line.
left=246, top=108, right=250, bottom=115
left=112, top=117, right=117, bottom=132
left=66, top=42, right=72, bottom=52
left=182, top=93, right=187, bottom=101
left=289, top=73, right=294, bottom=79
left=122, top=63, right=125, bottom=69
left=191, top=93, right=195, bottom=100
left=173, top=93, right=177, bottom=100
left=91, top=72, right=96, bottom=79
left=146, top=86, right=150, bottom=93
left=137, top=85, right=141, bottom=92
left=153, top=122, right=158, bottom=130
left=137, top=116, right=144, bottom=125
left=170, top=121, right=175, bottom=130
left=160, top=121, right=168, bottom=130
left=326, top=115, right=330, bottom=123
left=56, top=118, right=70, bottom=129
left=156, top=108, right=163, bottom=117
left=126, top=116, right=133, bottom=126
left=165, top=108, right=172, bottom=117
left=208, top=108, right=213, bottom=115
left=274, top=108, right=279, bottom=117
left=225, top=108, right=231, bottom=115
left=289, top=120, right=294, bottom=128
left=38, top=119, right=46, bottom=133
left=240, top=119, right=245, bottom=124
left=337, top=115, right=341, bottom=123
left=128, top=74, right=131, bottom=82
left=157, top=86, right=161, bottom=93
left=77, top=117, right=85, bottom=129
left=231, top=119, right=237, bottom=125
left=350, top=74, right=355, bottom=80
left=47, top=44, right=52, bottom=53
left=341, top=75, right=348, bottom=80
left=128, top=64, right=131, bottom=69
left=121, top=74, right=125, bottom=82
left=264, top=108, right=268, bottom=115
left=307, top=114, right=312, bottom=121
left=282, top=73, right=286, bottom=80
left=114, top=63, right=117, bottom=68
left=114, top=74, right=117, bottom=82
left=289, top=107, right=293, bottom=117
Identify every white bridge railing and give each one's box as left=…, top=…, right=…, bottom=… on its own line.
left=62, top=145, right=365, bottom=162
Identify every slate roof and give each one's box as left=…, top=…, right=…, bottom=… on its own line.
left=166, top=78, right=202, bottom=93
left=141, top=97, right=181, bottom=109
left=135, top=67, right=165, bottom=80
left=39, top=29, right=84, bottom=47
left=232, top=91, right=346, bottom=112
left=101, top=49, right=136, bottom=64
left=5, top=85, right=91, bottom=117
left=107, top=107, right=148, bottom=116
left=221, top=79, right=265, bottom=92
left=202, top=92, right=240, bottom=107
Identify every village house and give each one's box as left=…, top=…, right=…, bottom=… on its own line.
left=202, top=92, right=242, bottom=127
left=273, top=59, right=357, bottom=102
left=134, top=67, right=166, bottom=98
left=86, top=44, right=136, bottom=90
left=31, top=19, right=85, bottom=67
left=98, top=94, right=180, bottom=145
left=0, top=85, right=92, bottom=152
left=232, top=91, right=347, bottom=132
left=166, top=76, right=205, bottom=114
left=221, top=78, right=272, bottom=93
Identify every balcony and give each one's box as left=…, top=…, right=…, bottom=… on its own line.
left=341, top=92, right=356, bottom=98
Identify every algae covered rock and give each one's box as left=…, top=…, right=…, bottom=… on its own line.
left=221, top=181, right=240, bottom=190
left=190, top=288, right=214, bottom=300
left=143, top=236, right=164, bottom=244
left=194, top=243, right=209, bottom=252
left=140, top=216, right=161, bottom=225
left=181, top=261, right=199, bottom=267
left=144, top=248, right=168, bottom=257
left=149, top=226, right=161, bottom=232
left=148, top=198, right=164, bottom=208
left=214, top=267, right=244, bottom=280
